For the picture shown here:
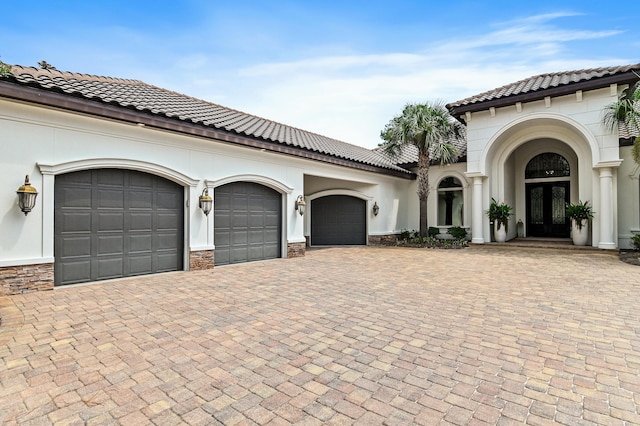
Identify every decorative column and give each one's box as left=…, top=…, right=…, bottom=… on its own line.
left=471, top=175, right=485, bottom=244
left=597, top=167, right=616, bottom=249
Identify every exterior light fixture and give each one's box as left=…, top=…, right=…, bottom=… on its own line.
left=16, top=175, right=38, bottom=216
left=372, top=202, right=379, bottom=216
left=295, top=195, right=306, bottom=216
left=199, top=187, right=212, bottom=216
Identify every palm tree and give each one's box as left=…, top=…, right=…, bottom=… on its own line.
left=380, top=101, right=464, bottom=237
left=603, top=77, right=640, bottom=164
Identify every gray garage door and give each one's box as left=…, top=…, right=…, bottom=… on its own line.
left=311, top=195, right=366, bottom=245
left=214, top=182, right=281, bottom=265
left=54, top=169, right=184, bottom=286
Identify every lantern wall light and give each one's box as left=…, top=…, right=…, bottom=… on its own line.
left=295, top=195, right=306, bottom=216
left=16, top=175, right=38, bottom=216
left=199, top=187, right=212, bottom=216
left=372, top=201, right=379, bottom=216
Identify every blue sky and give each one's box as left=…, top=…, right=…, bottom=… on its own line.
left=2, top=1, right=639, bottom=148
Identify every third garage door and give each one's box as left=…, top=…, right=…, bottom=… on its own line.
left=214, top=182, right=282, bottom=265
left=311, top=195, right=366, bottom=245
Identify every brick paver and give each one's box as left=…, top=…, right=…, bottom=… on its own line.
left=1, top=246, right=640, bottom=425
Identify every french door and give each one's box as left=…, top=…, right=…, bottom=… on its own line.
left=526, top=181, right=570, bottom=238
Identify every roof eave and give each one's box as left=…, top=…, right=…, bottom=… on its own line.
left=447, top=71, right=640, bottom=118
left=0, top=80, right=415, bottom=180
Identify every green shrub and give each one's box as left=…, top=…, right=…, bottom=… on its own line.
left=428, top=227, right=439, bottom=237
left=399, top=229, right=411, bottom=241
left=632, top=234, right=640, bottom=251
left=449, top=226, right=467, bottom=240
left=0, top=59, right=11, bottom=77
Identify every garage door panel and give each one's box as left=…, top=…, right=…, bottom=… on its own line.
left=129, top=234, right=152, bottom=253
left=97, top=213, right=124, bottom=232
left=97, top=169, right=124, bottom=186
left=128, top=255, right=152, bottom=275
left=215, top=230, right=230, bottom=246
left=311, top=195, right=366, bottom=245
left=249, top=214, right=264, bottom=227
left=130, top=213, right=152, bottom=231
left=249, top=230, right=264, bottom=243
left=95, top=257, right=124, bottom=280
left=60, top=187, right=92, bottom=208
left=157, top=191, right=180, bottom=210
left=129, top=191, right=153, bottom=209
left=157, top=233, right=180, bottom=249
left=59, top=236, right=91, bottom=257
left=62, top=212, right=92, bottom=232
left=214, top=182, right=281, bottom=266
left=231, top=248, right=249, bottom=264
left=97, top=190, right=124, bottom=208
left=55, top=169, right=183, bottom=286
left=58, top=261, right=91, bottom=285
left=156, top=253, right=179, bottom=271
left=97, top=235, right=124, bottom=255
left=157, top=213, right=179, bottom=230
left=232, top=230, right=248, bottom=245
left=129, top=173, right=153, bottom=188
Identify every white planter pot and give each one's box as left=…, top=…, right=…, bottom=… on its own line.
left=494, top=222, right=507, bottom=243
left=571, top=219, right=589, bottom=246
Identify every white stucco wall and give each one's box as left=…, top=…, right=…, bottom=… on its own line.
left=0, top=99, right=413, bottom=267
left=461, top=84, right=626, bottom=246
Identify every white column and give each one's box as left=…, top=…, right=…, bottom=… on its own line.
left=471, top=176, right=485, bottom=244
left=598, top=167, right=616, bottom=249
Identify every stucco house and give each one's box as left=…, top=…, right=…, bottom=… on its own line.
left=1, top=63, right=638, bottom=295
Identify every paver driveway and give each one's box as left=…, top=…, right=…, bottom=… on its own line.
left=1, top=246, right=640, bottom=425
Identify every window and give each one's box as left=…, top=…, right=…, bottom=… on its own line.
left=525, top=153, right=570, bottom=179
left=437, top=177, right=463, bottom=226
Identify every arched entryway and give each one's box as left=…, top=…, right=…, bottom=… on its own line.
left=525, top=152, right=571, bottom=238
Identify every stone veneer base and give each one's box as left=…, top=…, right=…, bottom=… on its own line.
left=190, top=250, right=215, bottom=270
left=368, top=234, right=398, bottom=245
left=0, top=263, right=54, bottom=296
left=287, top=242, right=306, bottom=258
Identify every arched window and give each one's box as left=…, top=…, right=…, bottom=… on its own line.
left=525, top=153, right=570, bottom=179
left=437, top=177, right=463, bottom=226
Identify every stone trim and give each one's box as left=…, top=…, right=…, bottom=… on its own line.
left=368, top=234, right=398, bottom=246
left=287, top=242, right=306, bottom=258
left=190, top=250, right=215, bottom=270
left=0, top=263, right=54, bottom=296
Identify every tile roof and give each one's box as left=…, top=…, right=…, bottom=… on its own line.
left=447, top=63, right=640, bottom=114
left=3, top=65, right=412, bottom=175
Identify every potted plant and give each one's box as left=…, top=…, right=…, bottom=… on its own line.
left=565, top=200, right=594, bottom=246
left=487, top=198, right=513, bottom=243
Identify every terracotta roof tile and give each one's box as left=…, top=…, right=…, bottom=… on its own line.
left=448, top=63, right=640, bottom=111
left=6, top=65, right=410, bottom=175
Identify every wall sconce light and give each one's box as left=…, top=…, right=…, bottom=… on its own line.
left=295, top=195, right=306, bottom=216
left=199, top=187, right=213, bottom=216
left=16, top=175, right=38, bottom=216
left=372, top=201, right=379, bottom=216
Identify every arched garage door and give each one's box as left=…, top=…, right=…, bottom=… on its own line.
left=214, top=182, right=282, bottom=265
left=311, top=195, right=366, bottom=245
left=54, top=169, right=184, bottom=286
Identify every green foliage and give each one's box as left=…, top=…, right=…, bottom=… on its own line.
left=631, top=233, right=640, bottom=251
left=428, top=227, right=440, bottom=237
left=0, top=58, right=11, bottom=77
left=448, top=226, right=467, bottom=240
left=632, top=136, right=640, bottom=165
left=379, top=101, right=464, bottom=237
left=566, top=200, right=594, bottom=230
left=399, top=229, right=411, bottom=241
left=487, top=198, right=513, bottom=232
